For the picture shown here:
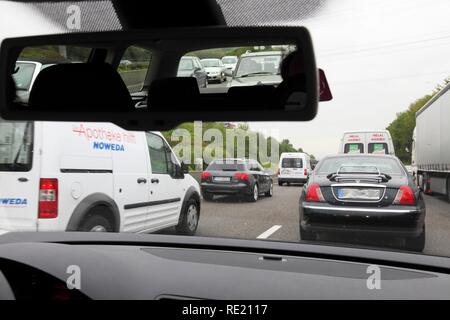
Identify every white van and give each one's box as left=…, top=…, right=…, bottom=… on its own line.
left=0, top=120, right=201, bottom=235
left=339, top=130, right=395, bottom=155
left=277, top=153, right=311, bottom=186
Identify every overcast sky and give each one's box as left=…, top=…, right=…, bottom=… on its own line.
left=247, top=0, right=450, bottom=159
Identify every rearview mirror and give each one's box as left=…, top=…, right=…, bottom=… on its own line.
left=0, top=26, right=319, bottom=131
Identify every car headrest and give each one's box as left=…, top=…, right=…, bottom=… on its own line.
left=29, top=63, right=133, bottom=111
left=7, top=75, right=16, bottom=104
left=148, top=77, right=199, bottom=109
left=280, top=50, right=305, bottom=79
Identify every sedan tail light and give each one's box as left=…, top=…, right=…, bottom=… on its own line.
left=393, top=185, right=416, bottom=205
left=305, top=183, right=325, bottom=202
left=200, top=171, right=212, bottom=181
left=38, top=178, right=58, bottom=219
left=234, top=172, right=249, bottom=181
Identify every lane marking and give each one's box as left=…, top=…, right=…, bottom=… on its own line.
left=257, top=225, right=282, bottom=239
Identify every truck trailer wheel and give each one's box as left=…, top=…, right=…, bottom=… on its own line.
left=447, top=177, right=450, bottom=203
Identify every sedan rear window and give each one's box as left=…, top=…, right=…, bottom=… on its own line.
left=316, top=157, right=404, bottom=175
left=207, top=160, right=246, bottom=171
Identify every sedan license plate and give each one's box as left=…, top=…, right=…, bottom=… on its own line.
left=213, top=176, right=231, bottom=182
left=337, top=188, right=381, bottom=200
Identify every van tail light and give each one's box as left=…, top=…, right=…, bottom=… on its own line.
left=200, top=171, right=212, bottom=181
left=38, top=178, right=58, bottom=219
left=424, top=178, right=432, bottom=194
left=304, top=168, right=308, bottom=176
left=393, top=185, right=416, bottom=205
left=234, top=172, right=249, bottom=181
left=305, top=184, right=325, bottom=202
left=277, top=168, right=280, bottom=176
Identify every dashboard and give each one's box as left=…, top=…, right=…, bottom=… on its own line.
left=1, top=232, right=450, bottom=299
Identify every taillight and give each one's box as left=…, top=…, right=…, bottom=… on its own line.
left=201, top=171, right=212, bottom=181
left=277, top=168, right=280, bottom=176
left=393, top=185, right=416, bottom=205
left=304, top=168, right=308, bottom=176
left=305, top=183, right=325, bottom=202
left=39, top=178, right=58, bottom=219
left=234, top=172, right=249, bottom=181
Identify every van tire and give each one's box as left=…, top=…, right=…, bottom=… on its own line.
left=278, top=181, right=283, bottom=186
left=79, top=214, right=113, bottom=232
left=265, top=181, right=273, bottom=197
left=176, top=198, right=200, bottom=236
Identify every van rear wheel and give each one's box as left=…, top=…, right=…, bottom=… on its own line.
left=80, top=215, right=113, bottom=232
left=176, top=198, right=200, bottom=236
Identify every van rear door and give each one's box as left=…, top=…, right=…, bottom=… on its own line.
left=0, top=120, right=39, bottom=232
left=343, top=133, right=365, bottom=154
left=367, top=132, right=390, bottom=154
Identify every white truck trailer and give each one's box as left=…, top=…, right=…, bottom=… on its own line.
left=412, top=82, right=450, bottom=202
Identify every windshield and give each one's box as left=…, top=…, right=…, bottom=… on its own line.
left=201, top=59, right=221, bottom=67
left=316, top=157, right=404, bottom=175
left=235, top=54, right=282, bottom=77
left=222, top=57, right=237, bottom=64
left=2, top=0, right=450, bottom=264
left=12, top=63, right=36, bottom=91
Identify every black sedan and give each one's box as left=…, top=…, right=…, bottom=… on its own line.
left=299, top=154, right=426, bottom=252
left=201, top=158, right=273, bottom=202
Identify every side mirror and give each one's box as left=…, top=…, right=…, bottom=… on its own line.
left=224, top=69, right=233, bottom=77
left=264, top=169, right=275, bottom=176
left=194, top=67, right=202, bottom=72
left=173, top=163, right=185, bottom=179
left=181, top=161, right=189, bottom=174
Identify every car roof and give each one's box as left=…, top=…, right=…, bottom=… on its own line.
left=342, top=130, right=390, bottom=134
left=240, top=51, right=283, bottom=57
left=201, top=58, right=220, bottom=61
left=181, top=56, right=198, bottom=60
left=322, top=154, right=399, bottom=160
left=280, top=152, right=308, bottom=157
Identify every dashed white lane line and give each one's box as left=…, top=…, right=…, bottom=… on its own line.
left=257, top=225, right=282, bottom=239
